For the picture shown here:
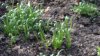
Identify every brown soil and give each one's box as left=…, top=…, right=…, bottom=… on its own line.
left=0, top=0, right=100, bottom=56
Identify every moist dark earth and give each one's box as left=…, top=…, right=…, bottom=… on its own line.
left=0, top=0, right=100, bottom=56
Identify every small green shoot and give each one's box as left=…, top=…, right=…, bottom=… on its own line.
left=64, top=16, right=71, bottom=48
left=38, top=20, right=46, bottom=43
left=52, top=16, right=71, bottom=49
left=38, top=20, right=50, bottom=48
left=73, top=2, right=98, bottom=16
left=97, top=47, right=100, bottom=56
left=3, top=2, right=43, bottom=43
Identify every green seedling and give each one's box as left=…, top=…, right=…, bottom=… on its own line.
left=73, top=2, right=98, bottom=16
left=97, top=47, right=100, bottom=56
left=38, top=20, right=46, bottom=43
left=9, top=33, right=17, bottom=44
left=52, top=16, right=71, bottom=49
left=3, top=2, right=43, bottom=43
left=52, top=22, right=64, bottom=49
left=38, top=20, right=50, bottom=48
left=64, top=16, right=71, bottom=48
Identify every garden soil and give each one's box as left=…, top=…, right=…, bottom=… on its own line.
left=0, top=0, right=100, bottom=56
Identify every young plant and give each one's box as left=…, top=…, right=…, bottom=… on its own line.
left=52, top=22, right=65, bottom=49
left=3, top=2, right=43, bottom=43
left=64, top=16, right=71, bottom=48
left=97, top=47, right=100, bottom=56
left=38, top=20, right=51, bottom=48
left=38, top=20, right=46, bottom=43
left=9, top=33, right=17, bottom=44
left=73, top=2, right=98, bottom=16
left=52, top=28, right=64, bottom=49
left=52, top=16, right=72, bottom=49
